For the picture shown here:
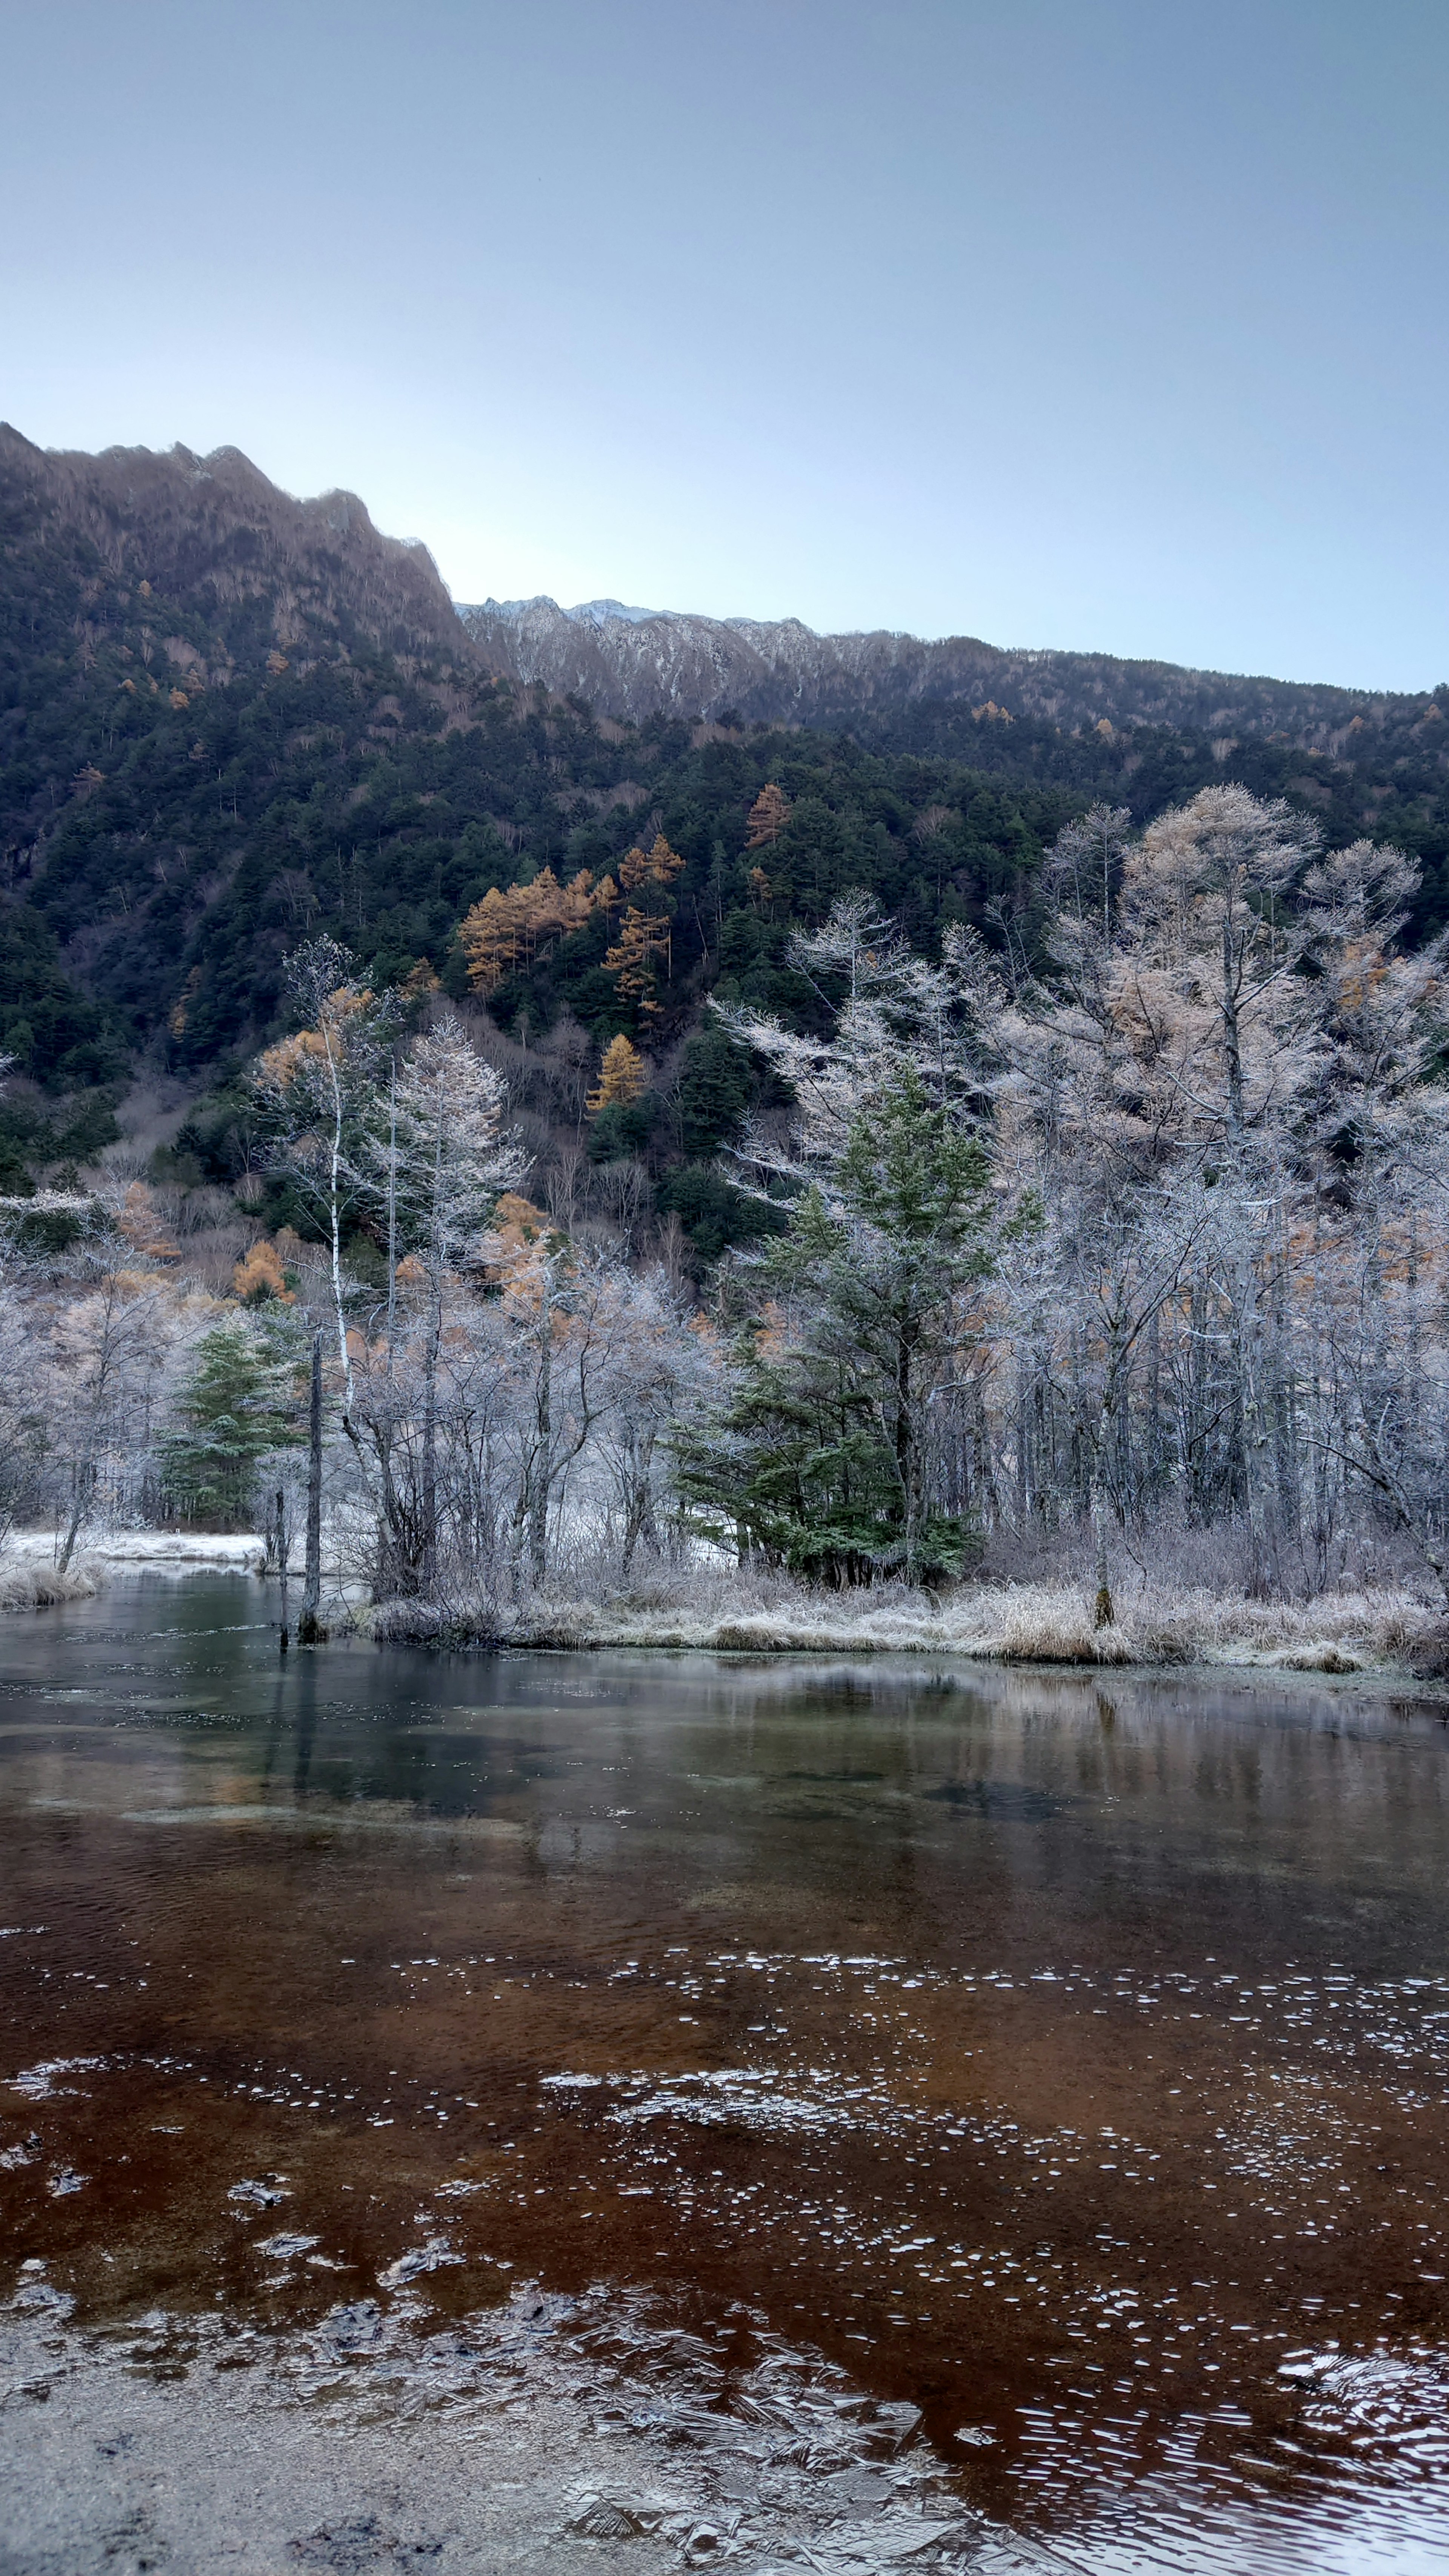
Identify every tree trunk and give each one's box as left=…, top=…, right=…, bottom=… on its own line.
left=57, top=1476, right=89, bottom=1578
left=299, top=1331, right=324, bottom=1643
left=421, top=1278, right=440, bottom=1598
left=528, top=1286, right=552, bottom=1589
left=1092, top=1487, right=1114, bottom=1629
left=277, top=1486, right=290, bottom=1654
left=1221, top=896, right=1245, bottom=1146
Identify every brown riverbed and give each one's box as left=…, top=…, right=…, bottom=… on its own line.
left=4, top=1577, right=1449, bottom=2570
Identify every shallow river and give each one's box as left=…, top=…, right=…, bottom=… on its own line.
left=5, top=1578, right=1449, bottom=2570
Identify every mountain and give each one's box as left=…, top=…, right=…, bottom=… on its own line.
left=479, top=597, right=665, bottom=631
left=5, top=420, right=1435, bottom=744
left=2, top=427, right=1448, bottom=1238
left=460, top=594, right=1437, bottom=746
left=0, top=423, right=470, bottom=674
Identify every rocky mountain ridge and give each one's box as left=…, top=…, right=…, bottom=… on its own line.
left=0, top=424, right=470, bottom=671
left=460, top=594, right=1433, bottom=748
left=2, top=427, right=1434, bottom=750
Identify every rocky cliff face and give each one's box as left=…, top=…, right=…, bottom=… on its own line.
left=460, top=595, right=1423, bottom=747
left=0, top=426, right=470, bottom=669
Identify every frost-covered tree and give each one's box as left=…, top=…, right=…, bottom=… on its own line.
left=252, top=938, right=401, bottom=1409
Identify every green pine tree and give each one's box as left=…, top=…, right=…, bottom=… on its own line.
left=160, top=1315, right=302, bottom=1530
left=677, top=1066, right=996, bottom=1583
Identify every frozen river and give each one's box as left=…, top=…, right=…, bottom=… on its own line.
left=4, top=1577, right=1449, bottom=2570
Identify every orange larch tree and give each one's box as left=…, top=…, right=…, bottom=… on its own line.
left=745, top=783, right=790, bottom=849
left=588, top=1033, right=647, bottom=1114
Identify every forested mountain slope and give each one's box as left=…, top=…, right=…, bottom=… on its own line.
left=3, top=427, right=1448, bottom=1245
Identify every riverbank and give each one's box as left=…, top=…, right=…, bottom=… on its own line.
left=0, top=1528, right=266, bottom=1610
left=5, top=1532, right=1444, bottom=1678
left=369, top=1569, right=1449, bottom=1678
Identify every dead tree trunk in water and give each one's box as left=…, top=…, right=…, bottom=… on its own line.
left=299, top=1332, right=324, bottom=1644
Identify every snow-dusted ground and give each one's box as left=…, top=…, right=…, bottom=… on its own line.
left=4, top=1527, right=266, bottom=1571
left=0, top=1529, right=268, bottom=1610
left=2, top=1526, right=1444, bottom=1677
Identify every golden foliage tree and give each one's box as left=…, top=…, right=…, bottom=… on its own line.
left=619, top=833, right=685, bottom=894
left=603, top=907, right=671, bottom=1025
left=745, top=783, right=790, bottom=849
left=116, top=1181, right=180, bottom=1264
left=232, top=1239, right=294, bottom=1304
left=588, top=1033, right=646, bottom=1114
left=457, top=867, right=600, bottom=993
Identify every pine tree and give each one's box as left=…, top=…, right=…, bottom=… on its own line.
left=232, top=1239, right=294, bottom=1304
left=619, top=834, right=685, bottom=893
left=160, top=1315, right=301, bottom=1530
left=603, top=906, right=672, bottom=1024
left=679, top=1066, right=994, bottom=1582
left=457, top=868, right=601, bottom=993
left=677, top=1023, right=752, bottom=1158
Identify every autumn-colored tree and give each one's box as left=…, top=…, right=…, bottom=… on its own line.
left=117, top=1181, right=180, bottom=1263
left=619, top=833, right=685, bottom=894
left=596, top=840, right=684, bottom=1024
left=457, top=867, right=600, bottom=993
left=603, top=907, right=672, bottom=1024
left=233, top=1239, right=294, bottom=1304
left=457, top=886, right=517, bottom=990
left=745, top=783, right=790, bottom=849
left=588, top=1033, right=646, bottom=1114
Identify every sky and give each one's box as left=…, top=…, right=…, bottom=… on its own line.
left=2, top=0, right=1446, bottom=692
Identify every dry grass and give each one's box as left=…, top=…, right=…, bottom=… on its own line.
left=0, top=1556, right=101, bottom=1612
left=365, top=1566, right=1449, bottom=1675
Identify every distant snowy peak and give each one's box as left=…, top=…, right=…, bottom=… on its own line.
left=473, top=595, right=670, bottom=628
left=566, top=598, right=668, bottom=629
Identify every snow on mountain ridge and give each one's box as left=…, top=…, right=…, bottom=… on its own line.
left=456, top=598, right=1420, bottom=744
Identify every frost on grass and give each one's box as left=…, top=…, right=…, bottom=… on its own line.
left=0, top=1555, right=100, bottom=1612
left=365, top=1563, right=1447, bottom=1676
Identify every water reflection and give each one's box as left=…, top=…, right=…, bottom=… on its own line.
left=3, top=1577, right=1449, bottom=2568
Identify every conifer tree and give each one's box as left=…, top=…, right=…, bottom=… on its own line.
left=745, top=783, right=790, bottom=849
left=678, top=1066, right=994, bottom=1582
left=603, top=907, right=672, bottom=1024
left=160, top=1314, right=301, bottom=1530
left=588, top=1033, right=646, bottom=1113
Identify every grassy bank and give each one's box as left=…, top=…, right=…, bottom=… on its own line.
left=0, top=1557, right=100, bottom=1610
left=7, top=1531, right=1443, bottom=1677
left=0, top=1529, right=267, bottom=1612
left=365, top=1569, right=1449, bottom=1677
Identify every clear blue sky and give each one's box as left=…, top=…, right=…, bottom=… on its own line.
left=3, top=1, right=1445, bottom=689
